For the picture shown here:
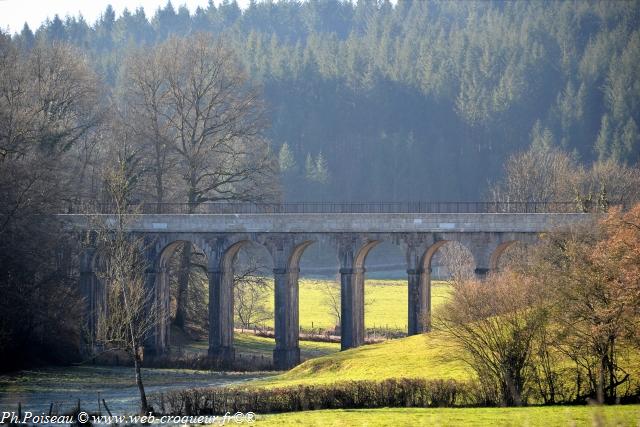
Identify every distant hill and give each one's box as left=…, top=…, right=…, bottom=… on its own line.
left=13, top=0, right=640, bottom=200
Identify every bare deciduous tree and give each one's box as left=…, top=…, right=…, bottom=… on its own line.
left=319, top=279, right=375, bottom=331
left=0, top=37, right=101, bottom=161
left=118, top=33, right=279, bottom=332
left=489, top=145, right=581, bottom=205
left=166, top=244, right=209, bottom=335
left=119, top=33, right=279, bottom=210
left=434, top=271, right=549, bottom=406
left=159, top=34, right=278, bottom=208
left=320, top=281, right=342, bottom=327
left=529, top=211, right=639, bottom=404
left=438, top=241, right=475, bottom=284
left=489, top=145, right=640, bottom=211
left=581, top=159, right=640, bottom=205
left=117, top=47, right=175, bottom=209
left=93, top=163, right=162, bottom=414
left=0, top=35, right=101, bottom=369
left=233, top=254, right=273, bottom=330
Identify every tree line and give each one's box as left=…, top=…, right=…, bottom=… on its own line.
left=9, top=0, right=640, bottom=201
left=0, top=29, right=277, bottom=370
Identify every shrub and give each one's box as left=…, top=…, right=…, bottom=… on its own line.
left=151, top=378, right=469, bottom=414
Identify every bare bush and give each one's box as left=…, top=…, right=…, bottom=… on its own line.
left=489, top=146, right=640, bottom=210
left=489, top=146, right=580, bottom=204
left=320, top=281, right=342, bottom=327
left=529, top=206, right=640, bottom=403
left=434, top=270, right=549, bottom=406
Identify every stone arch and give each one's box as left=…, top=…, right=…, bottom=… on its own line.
left=405, top=238, right=476, bottom=335
left=423, top=239, right=476, bottom=280
left=362, top=238, right=406, bottom=278
left=489, top=240, right=518, bottom=271
left=154, top=238, right=210, bottom=353
left=354, top=240, right=381, bottom=271
left=337, top=238, right=381, bottom=350
left=421, top=240, right=449, bottom=272
left=209, top=237, right=279, bottom=364
left=221, top=239, right=251, bottom=272
left=288, top=240, right=315, bottom=271
left=405, top=239, right=450, bottom=336
left=490, top=239, right=535, bottom=272
left=356, top=239, right=408, bottom=335
left=268, top=238, right=316, bottom=369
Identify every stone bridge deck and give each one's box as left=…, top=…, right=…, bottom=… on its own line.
left=62, top=212, right=587, bottom=233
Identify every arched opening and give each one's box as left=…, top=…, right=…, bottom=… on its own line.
left=222, top=238, right=322, bottom=369
left=491, top=240, right=532, bottom=271
left=426, top=240, right=475, bottom=283
left=230, top=241, right=275, bottom=368
left=361, top=240, right=408, bottom=340
left=298, top=239, right=341, bottom=335
left=340, top=239, right=381, bottom=349
left=156, top=240, right=209, bottom=352
left=422, top=240, right=475, bottom=311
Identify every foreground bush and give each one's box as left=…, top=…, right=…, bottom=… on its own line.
left=152, top=378, right=467, bottom=414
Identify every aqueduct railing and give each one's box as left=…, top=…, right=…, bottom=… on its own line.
left=65, top=200, right=608, bottom=214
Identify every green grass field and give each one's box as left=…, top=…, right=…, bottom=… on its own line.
left=180, top=332, right=340, bottom=361
left=173, top=279, right=640, bottom=426
left=249, top=332, right=468, bottom=387
left=178, top=279, right=450, bottom=361
left=177, top=279, right=638, bottom=394
left=266, top=278, right=451, bottom=330
left=253, top=406, right=640, bottom=426
left=244, top=323, right=638, bottom=391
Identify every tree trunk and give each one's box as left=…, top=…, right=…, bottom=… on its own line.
left=174, top=242, right=192, bottom=330
left=134, top=349, right=149, bottom=414
left=607, top=338, right=616, bottom=403
left=597, top=355, right=605, bottom=404
left=155, top=179, right=164, bottom=214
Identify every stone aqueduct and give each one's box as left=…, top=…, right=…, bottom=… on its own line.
left=66, top=209, right=587, bottom=370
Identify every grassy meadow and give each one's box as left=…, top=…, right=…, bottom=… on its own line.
left=264, top=278, right=451, bottom=331
left=168, top=278, right=640, bottom=425
left=253, top=406, right=640, bottom=426
left=180, top=332, right=340, bottom=361
left=249, top=333, right=468, bottom=387
left=178, top=278, right=451, bottom=361
left=177, top=278, right=639, bottom=392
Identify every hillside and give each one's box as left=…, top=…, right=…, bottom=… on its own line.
left=12, top=1, right=640, bottom=201
left=250, top=332, right=469, bottom=388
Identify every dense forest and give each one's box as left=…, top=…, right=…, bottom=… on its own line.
left=8, top=0, right=640, bottom=201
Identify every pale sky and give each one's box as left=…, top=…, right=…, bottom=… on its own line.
left=0, top=0, right=251, bottom=34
